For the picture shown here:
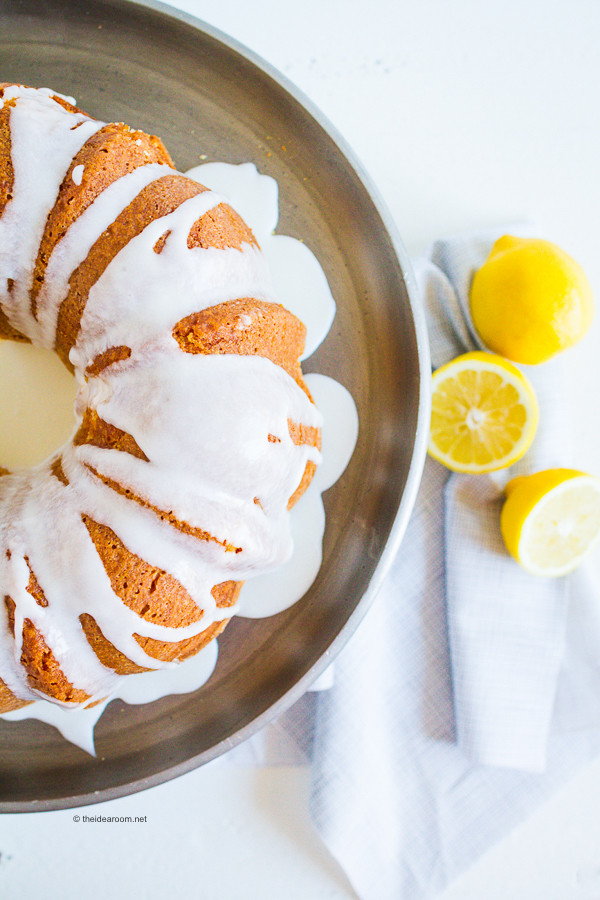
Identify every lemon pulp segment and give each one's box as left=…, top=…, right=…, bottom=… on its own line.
left=429, top=352, right=538, bottom=473
left=503, top=471, right=600, bottom=576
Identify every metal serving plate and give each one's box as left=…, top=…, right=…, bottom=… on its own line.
left=0, top=0, right=429, bottom=810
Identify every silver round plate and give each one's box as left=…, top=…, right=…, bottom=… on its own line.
left=0, top=0, right=430, bottom=810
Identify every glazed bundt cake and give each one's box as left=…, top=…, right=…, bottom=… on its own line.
left=0, top=84, right=321, bottom=712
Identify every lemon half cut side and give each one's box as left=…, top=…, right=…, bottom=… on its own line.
left=429, top=351, right=539, bottom=473
left=501, top=469, right=600, bottom=577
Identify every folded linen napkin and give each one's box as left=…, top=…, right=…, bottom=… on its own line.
left=414, top=226, right=573, bottom=771
left=224, top=227, right=600, bottom=899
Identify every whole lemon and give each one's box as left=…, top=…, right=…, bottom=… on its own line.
left=469, top=236, right=593, bottom=364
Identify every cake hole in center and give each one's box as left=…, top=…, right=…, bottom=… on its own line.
left=0, top=341, right=78, bottom=468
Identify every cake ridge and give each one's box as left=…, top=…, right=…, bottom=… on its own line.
left=30, top=121, right=175, bottom=318
left=0, top=85, right=104, bottom=341
left=33, top=161, right=175, bottom=342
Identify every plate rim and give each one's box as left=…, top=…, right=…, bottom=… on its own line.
left=0, top=0, right=431, bottom=811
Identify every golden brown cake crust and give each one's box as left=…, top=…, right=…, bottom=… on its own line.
left=4, top=596, right=89, bottom=704
left=0, top=94, right=24, bottom=344
left=79, top=517, right=241, bottom=674
left=173, top=298, right=307, bottom=390
left=0, top=95, right=13, bottom=219
left=0, top=679, right=30, bottom=714
left=74, top=408, right=149, bottom=461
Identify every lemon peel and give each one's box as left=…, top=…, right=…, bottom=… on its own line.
left=428, top=351, right=539, bottom=473
left=469, top=235, right=594, bottom=365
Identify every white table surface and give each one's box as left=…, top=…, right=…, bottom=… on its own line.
left=2, top=1, right=600, bottom=898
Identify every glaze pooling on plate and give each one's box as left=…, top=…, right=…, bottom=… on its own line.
left=0, top=157, right=358, bottom=753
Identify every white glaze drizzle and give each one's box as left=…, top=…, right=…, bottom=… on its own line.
left=0, top=86, right=104, bottom=338
left=71, top=164, right=84, bottom=186
left=0, top=86, right=322, bottom=706
left=34, top=162, right=174, bottom=346
left=0, top=161, right=356, bottom=754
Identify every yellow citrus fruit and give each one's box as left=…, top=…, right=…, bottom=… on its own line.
left=500, top=469, right=600, bottom=576
left=429, top=351, right=539, bottom=473
left=469, top=235, right=594, bottom=364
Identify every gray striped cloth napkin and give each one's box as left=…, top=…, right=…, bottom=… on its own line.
left=416, top=226, right=571, bottom=771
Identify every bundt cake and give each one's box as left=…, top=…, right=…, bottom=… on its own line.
left=0, top=84, right=321, bottom=713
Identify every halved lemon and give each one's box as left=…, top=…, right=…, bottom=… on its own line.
left=428, top=351, right=539, bottom=473
left=501, top=469, right=600, bottom=576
